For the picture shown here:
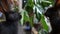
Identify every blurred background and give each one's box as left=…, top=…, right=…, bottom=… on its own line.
left=0, top=0, right=55, bottom=34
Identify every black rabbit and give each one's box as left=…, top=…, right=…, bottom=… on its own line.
left=0, top=11, right=22, bottom=34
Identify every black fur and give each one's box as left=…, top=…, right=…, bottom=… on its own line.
left=0, top=11, right=21, bottom=34
left=44, top=6, right=60, bottom=34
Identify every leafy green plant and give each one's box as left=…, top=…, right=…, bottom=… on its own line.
left=20, top=0, right=54, bottom=33
left=33, top=0, right=54, bottom=32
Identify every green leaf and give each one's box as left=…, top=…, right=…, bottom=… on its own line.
left=23, top=10, right=29, bottom=22
left=40, top=14, right=49, bottom=31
